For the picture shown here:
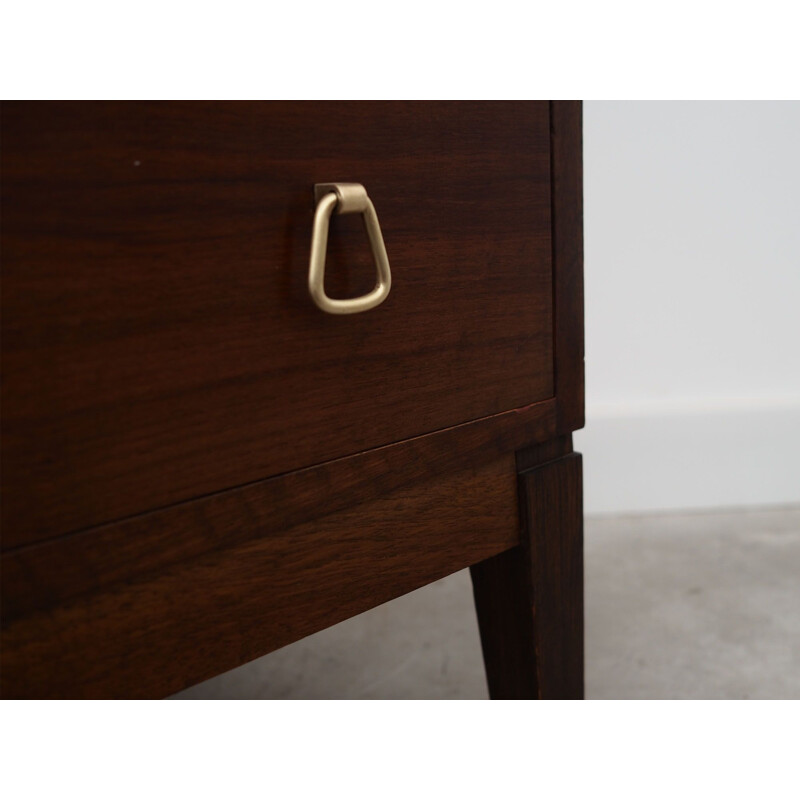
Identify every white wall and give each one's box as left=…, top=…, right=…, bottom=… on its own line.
left=574, top=102, right=800, bottom=514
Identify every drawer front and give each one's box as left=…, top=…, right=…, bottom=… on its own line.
left=2, top=454, right=520, bottom=698
left=2, top=101, right=554, bottom=547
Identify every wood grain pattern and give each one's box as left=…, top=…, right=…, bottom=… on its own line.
left=1, top=101, right=554, bottom=548
left=470, top=451, right=583, bottom=699
left=550, top=101, right=585, bottom=434
left=1, top=101, right=584, bottom=700
left=1, top=455, right=520, bottom=699
left=1, top=398, right=555, bottom=622
left=515, top=432, right=574, bottom=473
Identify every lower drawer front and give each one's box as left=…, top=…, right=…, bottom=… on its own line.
left=1, top=101, right=553, bottom=546
left=1, top=455, right=519, bottom=698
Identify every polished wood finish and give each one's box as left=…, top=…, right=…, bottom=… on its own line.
left=1, top=101, right=554, bottom=548
left=550, top=101, right=585, bottom=434
left=1, top=102, right=584, bottom=699
left=471, top=449, right=584, bottom=699
left=2, top=399, right=556, bottom=622
left=1, top=455, right=519, bottom=699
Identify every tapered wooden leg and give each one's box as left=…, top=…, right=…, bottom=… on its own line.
left=470, top=452, right=583, bottom=699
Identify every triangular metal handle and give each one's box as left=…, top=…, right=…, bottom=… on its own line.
left=308, top=183, right=392, bottom=315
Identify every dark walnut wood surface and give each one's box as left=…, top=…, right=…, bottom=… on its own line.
left=1, top=399, right=556, bottom=623
left=1, top=102, right=584, bottom=699
left=2, top=453, right=521, bottom=699
left=1, top=101, right=554, bottom=548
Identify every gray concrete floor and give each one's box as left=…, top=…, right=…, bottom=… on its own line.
left=173, top=506, right=800, bottom=699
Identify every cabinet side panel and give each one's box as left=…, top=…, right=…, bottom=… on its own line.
left=551, top=101, right=585, bottom=433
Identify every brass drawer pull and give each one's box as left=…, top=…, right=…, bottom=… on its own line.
left=308, top=183, right=392, bottom=314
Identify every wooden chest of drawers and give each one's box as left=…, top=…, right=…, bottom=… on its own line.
left=1, top=101, right=584, bottom=698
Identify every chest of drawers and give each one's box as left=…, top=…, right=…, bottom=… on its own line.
left=1, top=101, right=584, bottom=698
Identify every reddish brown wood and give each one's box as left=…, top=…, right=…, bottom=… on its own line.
left=515, top=432, right=574, bottom=473
left=0, top=101, right=584, bottom=700
left=1, top=455, right=520, bottom=699
left=471, top=451, right=583, bottom=699
left=550, top=101, right=585, bottom=434
left=470, top=548, right=538, bottom=697
left=1, top=101, right=554, bottom=548
left=1, top=398, right=555, bottom=622
left=467, top=97, right=586, bottom=698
